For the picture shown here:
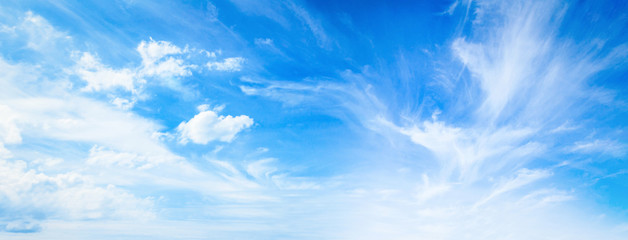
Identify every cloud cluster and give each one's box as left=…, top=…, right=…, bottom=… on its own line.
left=71, top=38, right=247, bottom=109
left=0, top=11, right=267, bottom=234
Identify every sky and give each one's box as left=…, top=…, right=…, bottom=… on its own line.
left=0, top=0, right=627, bottom=239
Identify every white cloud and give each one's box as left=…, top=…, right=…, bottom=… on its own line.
left=74, top=52, right=136, bottom=92
left=284, top=1, right=329, bottom=48
left=71, top=37, right=245, bottom=98
left=6, top=96, right=177, bottom=158
left=230, top=2, right=628, bottom=238
left=254, top=38, right=273, bottom=46
left=207, top=57, right=245, bottom=72
left=0, top=10, right=342, bottom=239
left=87, top=145, right=172, bottom=170
left=177, top=106, right=253, bottom=144
left=397, top=118, right=538, bottom=182
left=0, top=105, right=22, bottom=145
left=229, top=0, right=290, bottom=27
left=0, top=159, right=155, bottom=221
left=569, top=139, right=627, bottom=157
left=246, top=158, right=277, bottom=180
left=450, top=0, right=624, bottom=124
left=230, top=0, right=330, bottom=48
left=441, top=0, right=460, bottom=15
left=141, top=57, right=191, bottom=78
left=136, top=38, right=183, bottom=66
left=137, top=39, right=192, bottom=79
left=0, top=104, right=22, bottom=159
left=18, top=11, right=70, bottom=52
left=72, top=38, right=216, bottom=95
left=110, top=97, right=135, bottom=110
left=476, top=168, right=552, bottom=207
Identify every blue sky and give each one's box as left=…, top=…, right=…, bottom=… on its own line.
left=0, top=0, right=627, bottom=239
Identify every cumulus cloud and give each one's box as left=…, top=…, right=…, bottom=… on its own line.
left=137, top=39, right=192, bottom=78
left=177, top=106, right=253, bottom=144
left=136, top=39, right=183, bottom=65
left=72, top=38, right=193, bottom=94
left=71, top=38, right=245, bottom=97
left=74, top=52, right=136, bottom=92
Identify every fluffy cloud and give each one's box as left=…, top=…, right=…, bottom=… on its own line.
left=75, top=52, right=136, bottom=92
left=177, top=106, right=253, bottom=144
left=73, top=39, right=192, bottom=94
left=137, top=39, right=192, bottom=78
left=72, top=38, right=245, bottom=97
left=0, top=159, right=155, bottom=223
left=136, top=39, right=182, bottom=65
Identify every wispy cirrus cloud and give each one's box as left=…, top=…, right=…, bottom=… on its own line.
left=569, top=139, right=627, bottom=158
left=236, top=0, right=628, bottom=238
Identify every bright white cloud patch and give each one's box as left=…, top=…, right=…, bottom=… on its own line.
left=0, top=159, right=155, bottom=222
left=207, top=57, right=245, bottom=71
left=177, top=106, right=253, bottom=144
left=137, top=39, right=182, bottom=65
left=75, top=52, right=136, bottom=92
left=137, top=39, right=192, bottom=78
left=72, top=38, right=229, bottom=95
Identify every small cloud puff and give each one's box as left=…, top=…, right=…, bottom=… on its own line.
left=137, top=38, right=192, bottom=78
left=136, top=38, right=183, bottom=66
left=254, top=38, right=273, bottom=46
left=177, top=105, right=253, bottom=144
left=207, top=57, right=245, bottom=72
